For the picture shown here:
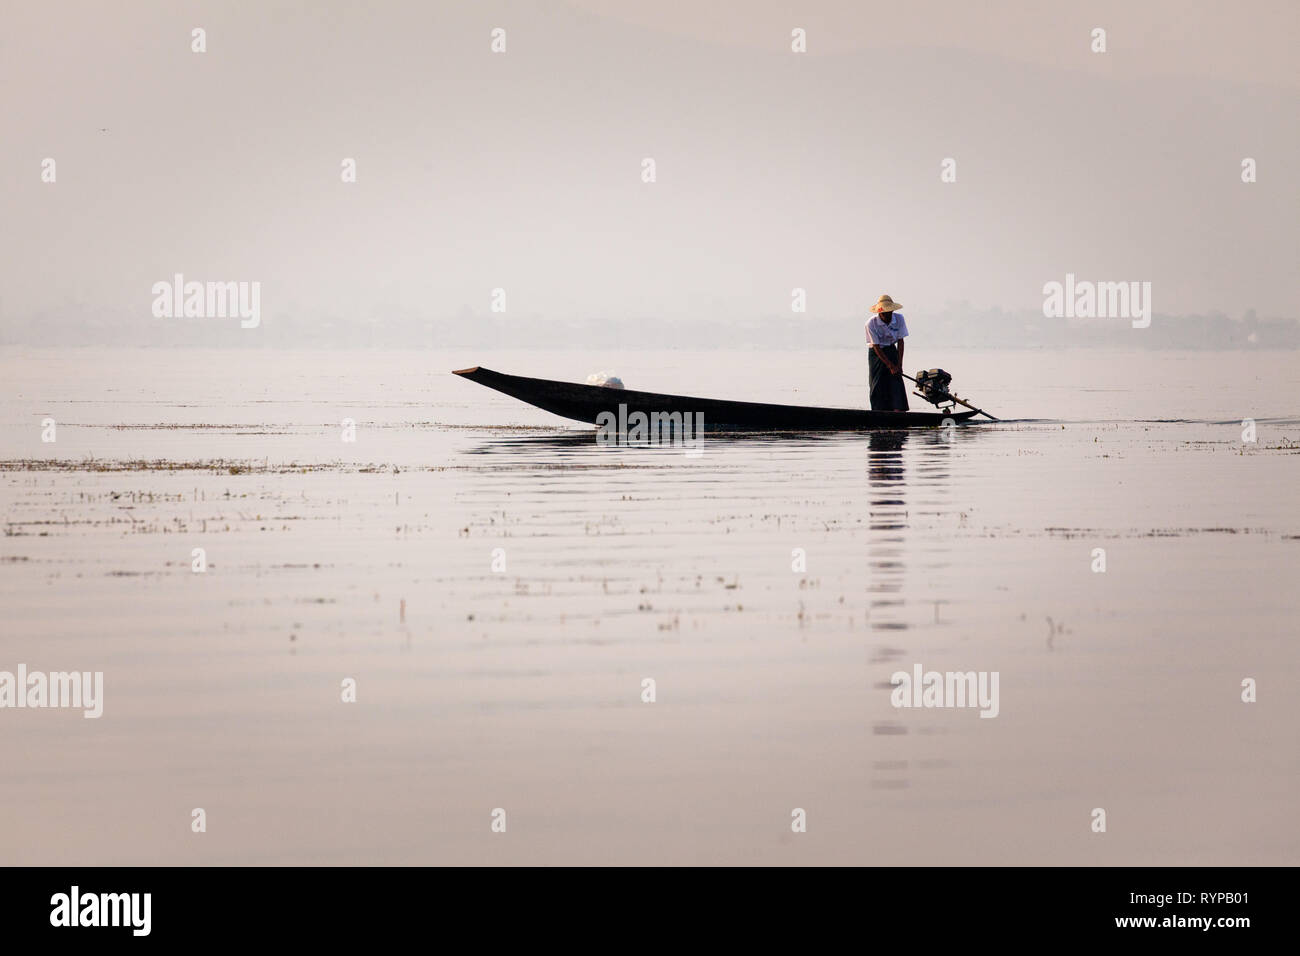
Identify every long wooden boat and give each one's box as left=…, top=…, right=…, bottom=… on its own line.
left=453, top=366, right=978, bottom=429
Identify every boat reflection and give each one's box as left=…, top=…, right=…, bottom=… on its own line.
left=459, top=426, right=985, bottom=456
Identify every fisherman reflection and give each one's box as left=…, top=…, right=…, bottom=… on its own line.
left=866, top=430, right=909, bottom=629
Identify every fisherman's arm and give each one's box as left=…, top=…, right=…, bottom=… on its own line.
left=896, top=339, right=904, bottom=374
left=872, top=343, right=901, bottom=375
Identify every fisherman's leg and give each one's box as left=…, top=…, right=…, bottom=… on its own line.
left=889, top=356, right=909, bottom=411
left=893, top=376, right=909, bottom=411
left=878, top=344, right=907, bottom=411
left=868, top=348, right=889, bottom=410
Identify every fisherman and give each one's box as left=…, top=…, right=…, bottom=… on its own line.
left=865, top=294, right=909, bottom=411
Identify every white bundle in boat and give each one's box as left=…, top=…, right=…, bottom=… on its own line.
left=586, top=371, right=625, bottom=389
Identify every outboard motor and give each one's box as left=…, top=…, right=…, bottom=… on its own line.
left=913, top=368, right=954, bottom=406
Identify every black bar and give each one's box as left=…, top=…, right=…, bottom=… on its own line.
left=0, top=866, right=1278, bottom=942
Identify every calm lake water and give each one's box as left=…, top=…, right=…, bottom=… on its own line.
left=1, top=346, right=1297, bottom=865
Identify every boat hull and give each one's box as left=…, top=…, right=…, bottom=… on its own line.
left=453, top=366, right=978, bottom=430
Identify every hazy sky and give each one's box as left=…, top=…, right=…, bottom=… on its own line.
left=2, top=0, right=1296, bottom=339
